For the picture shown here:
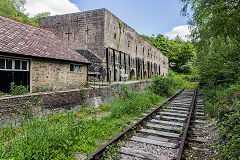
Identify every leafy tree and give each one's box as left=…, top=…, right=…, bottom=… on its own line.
left=180, top=0, right=240, bottom=87
left=0, top=0, right=29, bottom=23
left=29, top=12, right=50, bottom=26
left=141, top=34, right=194, bottom=73
left=0, top=0, right=49, bottom=26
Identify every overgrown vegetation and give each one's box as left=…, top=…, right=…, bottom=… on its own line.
left=0, top=0, right=49, bottom=26
left=149, top=70, right=198, bottom=97
left=10, top=82, right=28, bottom=95
left=141, top=34, right=194, bottom=73
left=181, top=0, right=240, bottom=159
left=1, top=81, right=180, bottom=159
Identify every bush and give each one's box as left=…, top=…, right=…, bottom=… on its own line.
left=10, top=82, right=28, bottom=95
left=148, top=75, right=179, bottom=97
left=0, top=91, right=6, bottom=97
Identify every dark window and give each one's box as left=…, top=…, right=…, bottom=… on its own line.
left=15, top=60, right=20, bottom=69
left=128, top=41, right=130, bottom=47
left=22, top=61, right=27, bottom=70
left=143, top=47, right=144, bottom=54
left=0, top=58, right=5, bottom=69
left=70, top=64, right=74, bottom=71
left=136, top=45, right=137, bottom=55
left=114, top=33, right=117, bottom=39
left=70, top=64, right=83, bottom=73
left=6, top=59, right=12, bottom=69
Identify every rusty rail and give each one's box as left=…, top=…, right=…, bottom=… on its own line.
left=85, top=88, right=185, bottom=160
left=176, top=87, right=198, bottom=160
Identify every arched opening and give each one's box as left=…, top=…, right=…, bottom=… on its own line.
left=130, top=69, right=135, bottom=79
left=114, top=69, right=118, bottom=81
left=144, top=71, right=147, bottom=78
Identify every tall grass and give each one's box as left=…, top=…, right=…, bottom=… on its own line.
left=0, top=87, right=165, bottom=159
left=0, top=75, right=192, bottom=159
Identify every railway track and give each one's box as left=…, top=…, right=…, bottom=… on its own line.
left=86, top=88, right=210, bottom=160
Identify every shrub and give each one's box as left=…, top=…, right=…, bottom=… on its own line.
left=10, top=82, right=28, bottom=95
left=148, top=75, right=178, bottom=97
left=0, top=91, right=6, bottom=97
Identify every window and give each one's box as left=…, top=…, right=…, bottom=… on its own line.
left=15, top=60, right=20, bottom=69
left=128, top=41, right=130, bottom=47
left=136, top=45, right=138, bottom=56
left=6, top=59, right=12, bottom=69
left=0, top=58, right=4, bottom=69
left=0, top=58, right=29, bottom=71
left=22, top=61, right=28, bottom=70
left=70, top=64, right=83, bottom=73
left=114, top=33, right=117, bottom=39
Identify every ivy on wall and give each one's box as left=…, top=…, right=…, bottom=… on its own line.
left=117, top=20, right=123, bottom=50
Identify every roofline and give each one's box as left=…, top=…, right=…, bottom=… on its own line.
left=38, top=8, right=106, bottom=20
left=0, top=51, right=91, bottom=65
left=103, top=9, right=167, bottom=58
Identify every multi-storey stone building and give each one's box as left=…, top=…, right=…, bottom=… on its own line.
left=39, top=8, right=168, bottom=82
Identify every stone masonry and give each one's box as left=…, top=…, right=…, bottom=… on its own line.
left=31, top=59, right=87, bottom=92
left=38, top=8, right=168, bottom=82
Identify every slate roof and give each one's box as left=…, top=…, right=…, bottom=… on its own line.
left=0, top=16, right=90, bottom=64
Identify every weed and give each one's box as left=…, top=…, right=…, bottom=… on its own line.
left=10, top=82, right=28, bottom=95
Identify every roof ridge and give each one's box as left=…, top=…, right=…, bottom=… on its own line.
left=0, top=15, right=52, bottom=33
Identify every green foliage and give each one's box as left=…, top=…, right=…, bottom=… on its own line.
left=148, top=70, right=198, bottom=96
left=84, top=81, right=89, bottom=88
left=28, top=12, right=50, bottom=26
left=0, top=0, right=29, bottom=23
left=110, top=91, right=162, bottom=118
left=10, top=82, right=28, bottom=95
left=117, top=20, right=123, bottom=50
left=148, top=75, right=178, bottom=97
left=200, top=85, right=240, bottom=159
left=0, top=91, right=6, bottom=97
left=141, top=34, right=194, bottom=73
left=0, top=0, right=49, bottom=26
left=180, top=1, right=240, bottom=158
left=0, top=84, right=172, bottom=159
left=180, top=0, right=240, bottom=87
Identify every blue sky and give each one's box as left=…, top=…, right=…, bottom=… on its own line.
left=70, top=0, right=189, bottom=36
left=25, top=0, right=192, bottom=40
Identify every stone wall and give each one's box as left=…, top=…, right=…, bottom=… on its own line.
left=38, top=9, right=106, bottom=59
left=0, top=80, right=151, bottom=127
left=38, top=8, right=169, bottom=81
left=31, top=59, right=87, bottom=92
left=104, top=9, right=169, bottom=77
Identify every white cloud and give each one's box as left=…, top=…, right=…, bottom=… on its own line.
left=24, top=0, right=80, bottom=17
left=164, top=25, right=194, bottom=41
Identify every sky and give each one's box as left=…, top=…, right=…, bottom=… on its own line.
left=24, top=0, right=192, bottom=41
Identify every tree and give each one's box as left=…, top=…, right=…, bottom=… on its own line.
left=141, top=34, right=194, bottom=73
left=0, top=0, right=29, bottom=23
left=0, top=0, right=49, bottom=26
left=180, top=0, right=240, bottom=87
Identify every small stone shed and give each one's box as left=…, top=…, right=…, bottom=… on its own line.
left=0, top=15, right=91, bottom=93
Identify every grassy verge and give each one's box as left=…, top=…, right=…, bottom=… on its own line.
left=0, top=75, right=194, bottom=159
left=0, top=91, right=165, bottom=159
left=200, top=84, right=240, bottom=159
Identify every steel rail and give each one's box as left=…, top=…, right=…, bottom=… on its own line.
left=85, top=88, right=185, bottom=160
left=176, top=87, right=198, bottom=160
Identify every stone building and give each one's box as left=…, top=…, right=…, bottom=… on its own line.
left=39, top=8, right=168, bottom=82
left=0, top=15, right=90, bottom=93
